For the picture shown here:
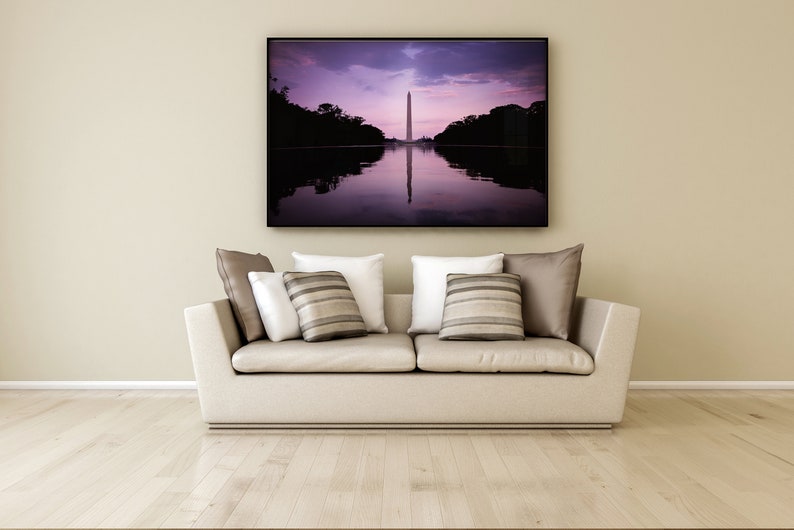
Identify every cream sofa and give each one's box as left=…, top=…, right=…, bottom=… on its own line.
left=184, top=293, right=641, bottom=428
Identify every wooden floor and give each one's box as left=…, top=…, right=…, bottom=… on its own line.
left=1, top=390, right=793, bottom=528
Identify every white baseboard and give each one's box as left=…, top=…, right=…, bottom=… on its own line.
left=0, top=381, right=197, bottom=390
left=1, top=380, right=793, bottom=391
left=630, top=381, right=794, bottom=390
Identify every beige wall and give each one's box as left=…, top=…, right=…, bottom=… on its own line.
left=1, top=0, right=792, bottom=382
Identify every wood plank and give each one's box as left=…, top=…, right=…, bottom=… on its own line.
left=253, top=434, right=323, bottom=527
left=192, top=435, right=283, bottom=528
left=428, top=436, right=475, bottom=528
left=407, top=434, right=443, bottom=527
left=469, top=434, right=535, bottom=526
left=318, top=434, right=364, bottom=527
left=448, top=434, right=505, bottom=527
left=286, top=447, right=339, bottom=527
left=222, top=434, right=300, bottom=528
left=349, top=434, right=386, bottom=528
left=381, top=433, right=411, bottom=528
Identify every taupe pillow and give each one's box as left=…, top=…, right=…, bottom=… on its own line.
left=439, top=273, right=525, bottom=341
left=502, top=244, right=584, bottom=340
left=282, top=271, right=367, bottom=342
left=216, top=248, right=274, bottom=342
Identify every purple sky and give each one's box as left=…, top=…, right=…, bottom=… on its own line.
left=268, top=39, right=547, bottom=140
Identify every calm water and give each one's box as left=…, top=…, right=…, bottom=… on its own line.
left=268, top=144, right=547, bottom=227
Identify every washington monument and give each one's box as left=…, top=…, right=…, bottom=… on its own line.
left=406, top=91, right=412, bottom=142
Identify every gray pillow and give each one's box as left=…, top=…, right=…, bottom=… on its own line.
left=216, top=248, right=274, bottom=342
left=502, top=244, right=584, bottom=340
left=438, top=273, right=525, bottom=341
left=282, top=271, right=367, bottom=342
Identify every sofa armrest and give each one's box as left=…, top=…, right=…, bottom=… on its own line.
left=184, top=300, right=243, bottom=416
left=569, top=296, right=641, bottom=382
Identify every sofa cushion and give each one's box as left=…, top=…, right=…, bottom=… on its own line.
left=502, top=244, right=584, bottom=340
left=438, top=273, right=525, bottom=341
left=292, top=252, right=388, bottom=333
left=248, top=271, right=301, bottom=342
left=232, top=333, right=417, bottom=372
left=414, top=334, right=594, bottom=374
left=216, top=248, right=274, bottom=342
left=283, top=271, right=368, bottom=342
left=408, top=254, right=504, bottom=335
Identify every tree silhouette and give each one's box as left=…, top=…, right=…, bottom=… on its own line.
left=268, top=83, right=385, bottom=147
left=434, top=102, right=546, bottom=147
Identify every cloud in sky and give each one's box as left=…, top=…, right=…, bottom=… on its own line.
left=268, top=39, right=547, bottom=140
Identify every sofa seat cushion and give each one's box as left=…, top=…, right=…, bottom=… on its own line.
left=414, top=334, right=595, bottom=374
left=232, top=333, right=416, bottom=373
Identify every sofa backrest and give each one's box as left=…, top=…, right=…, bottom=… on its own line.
left=384, top=294, right=412, bottom=334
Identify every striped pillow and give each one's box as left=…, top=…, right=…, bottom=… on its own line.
left=282, top=271, right=367, bottom=342
left=438, top=273, right=525, bottom=341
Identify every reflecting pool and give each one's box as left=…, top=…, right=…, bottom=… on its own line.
left=268, top=144, right=547, bottom=227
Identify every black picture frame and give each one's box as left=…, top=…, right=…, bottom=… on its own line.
left=267, top=37, right=548, bottom=227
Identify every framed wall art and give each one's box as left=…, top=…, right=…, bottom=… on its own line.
left=267, top=38, right=548, bottom=227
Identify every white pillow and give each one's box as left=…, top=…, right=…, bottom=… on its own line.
left=292, top=252, right=388, bottom=333
left=408, top=254, right=504, bottom=334
left=247, top=271, right=301, bottom=342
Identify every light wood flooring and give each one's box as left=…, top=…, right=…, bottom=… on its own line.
left=1, top=389, right=793, bottom=528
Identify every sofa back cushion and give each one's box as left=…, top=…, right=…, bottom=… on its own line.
left=216, top=248, right=274, bottom=342
left=438, top=273, right=525, bottom=341
left=408, top=254, right=504, bottom=334
left=502, top=244, right=583, bottom=340
left=292, top=252, right=388, bottom=334
left=283, top=271, right=368, bottom=342
left=247, top=271, right=302, bottom=342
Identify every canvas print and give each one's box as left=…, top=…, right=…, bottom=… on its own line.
left=267, top=38, right=548, bottom=227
